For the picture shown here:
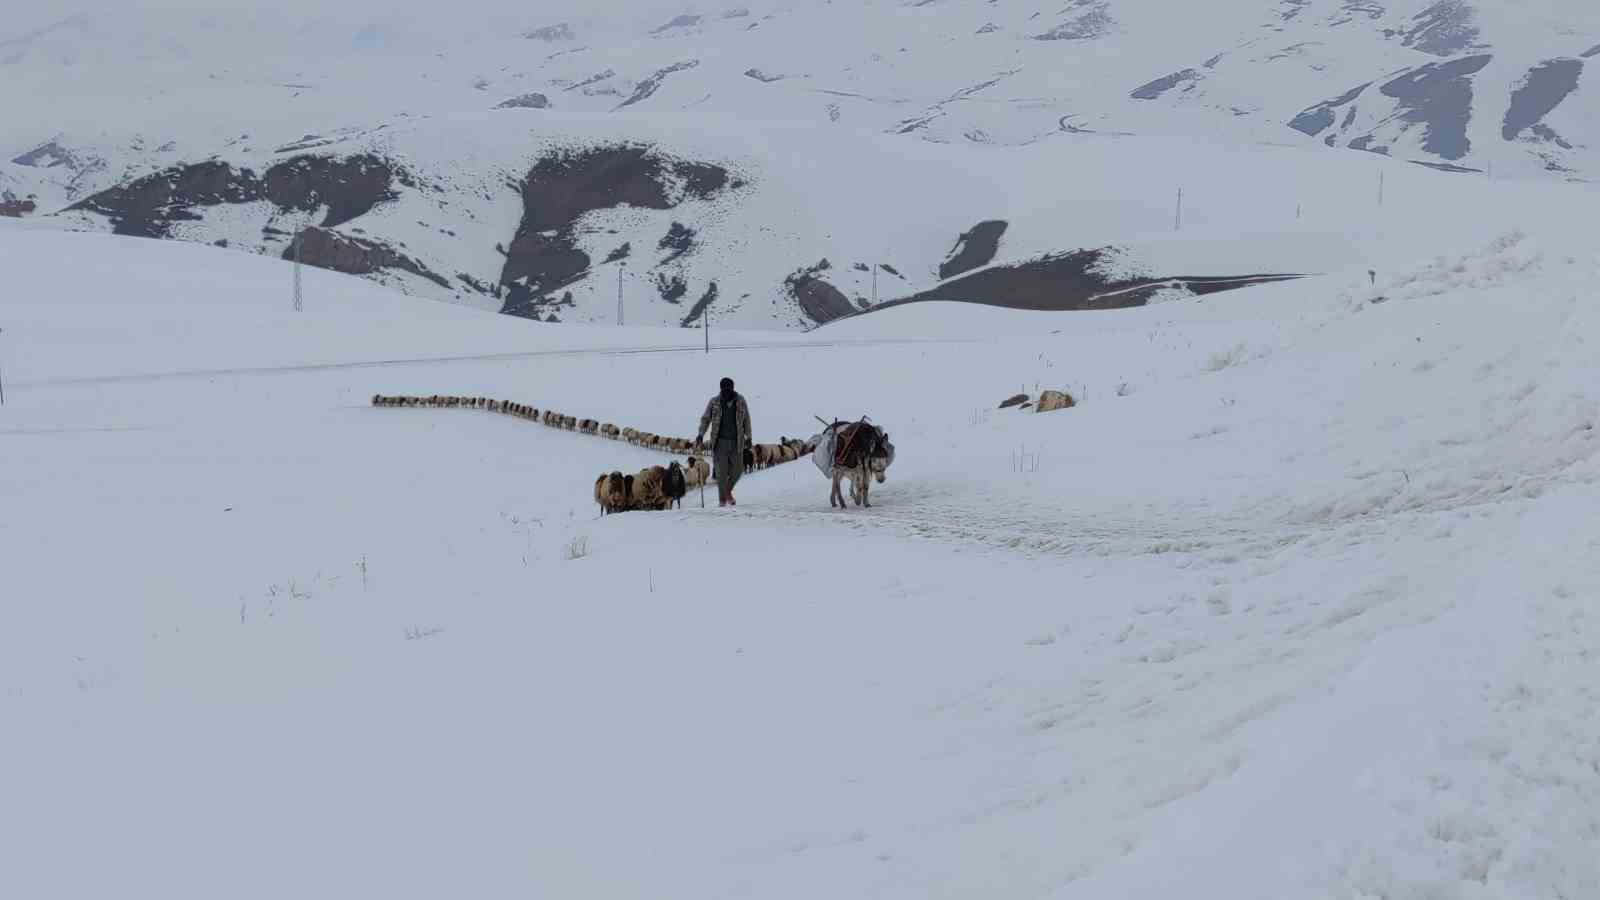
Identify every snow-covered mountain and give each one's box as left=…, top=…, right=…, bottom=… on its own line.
left=2, top=0, right=1596, bottom=328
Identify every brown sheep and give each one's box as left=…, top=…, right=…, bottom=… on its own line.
left=631, top=466, right=667, bottom=511
left=579, top=419, right=599, bottom=435
left=596, top=471, right=629, bottom=515
left=600, top=423, right=619, bottom=440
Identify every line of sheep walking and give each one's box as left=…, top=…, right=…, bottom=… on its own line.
left=370, top=393, right=816, bottom=513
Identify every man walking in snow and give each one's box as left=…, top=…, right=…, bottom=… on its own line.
left=696, top=376, right=752, bottom=507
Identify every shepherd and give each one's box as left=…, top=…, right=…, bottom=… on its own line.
left=695, top=377, right=752, bottom=507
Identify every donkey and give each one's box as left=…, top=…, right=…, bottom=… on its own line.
left=826, top=420, right=892, bottom=509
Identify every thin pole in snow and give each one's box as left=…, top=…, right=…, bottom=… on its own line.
left=703, top=306, right=709, bottom=354
left=1174, top=187, right=1183, bottom=232
left=1378, top=171, right=1385, bottom=207
left=872, top=263, right=878, bottom=304
left=0, top=327, right=6, bottom=406
left=292, top=232, right=303, bottom=312
left=617, top=263, right=625, bottom=327
left=1296, top=202, right=1302, bottom=221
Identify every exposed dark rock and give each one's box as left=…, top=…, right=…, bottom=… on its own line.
left=1341, top=1, right=1387, bottom=19
left=999, top=393, right=1029, bottom=409
left=286, top=226, right=448, bottom=288
left=565, top=69, right=616, bottom=92
left=785, top=260, right=854, bottom=325
left=681, top=281, right=719, bottom=326
left=1131, top=68, right=1202, bottom=100
left=655, top=273, right=688, bottom=303
left=70, top=160, right=262, bottom=237
left=524, top=23, right=575, bottom=41
left=495, top=92, right=551, bottom=110
left=261, top=154, right=401, bottom=228
left=10, top=140, right=78, bottom=168
left=879, top=263, right=902, bottom=277
left=456, top=273, right=497, bottom=295
left=499, top=235, right=589, bottom=308
left=1288, top=81, right=1373, bottom=136
left=652, top=14, right=703, bottom=34
left=212, top=238, right=228, bottom=247
left=1349, top=135, right=1388, bottom=154
left=1034, top=2, right=1113, bottom=41
left=939, top=220, right=1008, bottom=280
left=615, top=60, right=699, bottom=110
left=1398, top=0, right=1481, bottom=57
left=658, top=221, right=696, bottom=262
left=842, top=249, right=1307, bottom=318
left=744, top=68, right=784, bottom=83
left=1410, top=160, right=1481, bottom=173
left=1584, top=45, right=1600, bottom=59
left=604, top=242, right=631, bottom=263
left=1503, top=59, right=1583, bottom=141
left=496, top=144, right=734, bottom=307
left=977, top=22, right=1001, bottom=34
left=70, top=154, right=402, bottom=237
left=1378, top=53, right=1492, bottom=160
left=1278, top=0, right=1311, bottom=22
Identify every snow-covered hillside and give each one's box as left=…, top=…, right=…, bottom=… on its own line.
left=3, top=1, right=1597, bottom=329
left=4, top=200, right=1599, bottom=896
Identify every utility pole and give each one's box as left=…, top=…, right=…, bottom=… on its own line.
left=617, top=262, right=625, bottom=326
left=1378, top=171, right=1385, bottom=207
left=1174, top=187, right=1183, bottom=232
left=292, top=231, right=303, bottom=312
left=872, top=263, right=878, bottom=305
left=703, top=306, right=709, bottom=354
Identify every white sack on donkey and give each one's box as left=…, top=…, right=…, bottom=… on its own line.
left=811, top=417, right=895, bottom=509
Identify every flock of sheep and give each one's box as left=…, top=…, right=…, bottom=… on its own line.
left=369, top=393, right=817, bottom=514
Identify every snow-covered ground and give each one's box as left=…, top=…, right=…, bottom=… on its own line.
left=4, top=218, right=1598, bottom=897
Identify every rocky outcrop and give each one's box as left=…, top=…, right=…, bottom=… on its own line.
left=680, top=281, right=719, bottom=327
left=496, top=144, right=733, bottom=312
left=286, top=227, right=449, bottom=288
left=850, top=248, right=1306, bottom=317
left=938, top=220, right=1007, bottom=280
left=785, top=260, right=855, bottom=325
left=614, top=60, right=699, bottom=110
left=496, top=92, right=551, bottom=110
left=69, top=154, right=404, bottom=237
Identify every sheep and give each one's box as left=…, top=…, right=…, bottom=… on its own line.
left=754, top=443, right=783, bottom=469
left=562, top=415, right=577, bottom=431
left=662, top=461, right=687, bottom=510
left=630, top=466, right=667, bottom=511
left=600, top=423, right=620, bottom=440
left=579, top=418, right=599, bottom=435
left=682, top=455, right=709, bottom=489
left=596, top=470, right=629, bottom=515
left=622, top=427, right=638, bottom=445
left=779, top=444, right=799, bottom=464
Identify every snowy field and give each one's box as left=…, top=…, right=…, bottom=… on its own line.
left=3, top=222, right=1599, bottom=897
